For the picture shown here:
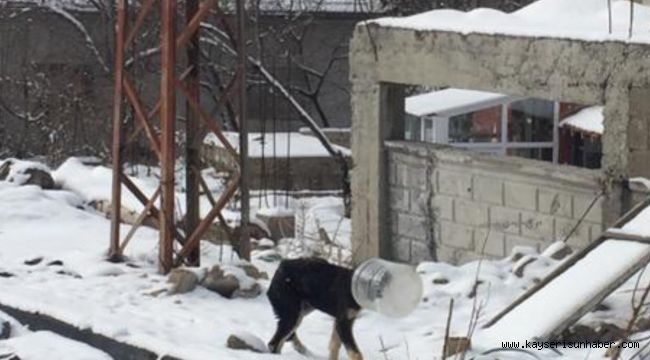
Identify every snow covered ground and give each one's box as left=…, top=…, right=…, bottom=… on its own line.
left=0, top=158, right=649, bottom=359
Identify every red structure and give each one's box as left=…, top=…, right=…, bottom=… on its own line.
left=109, top=0, right=249, bottom=273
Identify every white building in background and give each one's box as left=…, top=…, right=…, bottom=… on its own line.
left=404, top=88, right=601, bottom=168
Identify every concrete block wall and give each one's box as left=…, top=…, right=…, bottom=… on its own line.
left=386, top=141, right=605, bottom=265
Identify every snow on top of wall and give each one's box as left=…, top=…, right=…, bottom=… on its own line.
left=559, top=106, right=604, bottom=135
left=371, top=0, right=650, bottom=44
left=405, top=88, right=510, bottom=117
left=204, top=132, right=351, bottom=158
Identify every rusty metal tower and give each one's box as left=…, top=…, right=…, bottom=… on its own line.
left=108, top=0, right=249, bottom=273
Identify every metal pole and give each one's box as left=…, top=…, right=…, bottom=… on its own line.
left=236, top=0, right=250, bottom=261
left=159, top=0, right=177, bottom=273
left=109, top=0, right=128, bottom=261
left=185, top=0, right=201, bottom=267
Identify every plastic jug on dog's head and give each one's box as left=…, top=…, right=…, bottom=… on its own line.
left=351, top=258, right=423, bottom=318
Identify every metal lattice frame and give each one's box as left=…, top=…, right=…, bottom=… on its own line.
left=109, top=0, right=249, bottom=273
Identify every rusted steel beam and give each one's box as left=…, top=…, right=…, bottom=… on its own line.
left=236, top=0, right=250, bottom=261
left=177, top=79, right=238, bottom=159
left=125, top=101, right=161, bottom=145
left=109, top=0, right=128, bottom=261
left=159, top=0, right=177, bottom=274
left=175, top=0, right=217, bottom=51
left=199, top=174, right=233, bottom=238
left=119, top=186, right=161, bottom=253
left=120, top=174, right=187, bottom=246
left=123, top=75, right=162, bottom=158
left=124, top=0, right=156, bottom=49
left=125, top=68, right=193, bottom=145
left=185, top=0, right=201, bottom=267
left=175, top=173, right=240, bottom=266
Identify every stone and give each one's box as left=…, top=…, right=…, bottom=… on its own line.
left=202, top=265, right=239, bottom=298
left=432, top=277, right=449, bottom=285
left=237, top=263, right=268, bottom=280
left=167, top=268, right=199, bottom=295
left=0, top=160, right=55, bottom=189
left=23, top=168, right=55, bottom=189
left=201, top=265, right=262, bottom=299
left=23, top=257, right=43, bottom=266
left=233, top=282, right=262, bottom=299
left=512, top=255, right=537, bottom=277
left=226, top=333, right=268, bottom=353
left=542, top=241, right=573, bottom=260
left=207, top=274, right=240, bottom=298
left=0, top=320, right=10, bottom=339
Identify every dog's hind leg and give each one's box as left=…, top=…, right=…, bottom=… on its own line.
left=289, top=333, right=310, bottom=355
left=335, top=317, right=362, bottom=360
left=268, top=311, right=300, bottom=354
left=328, top=322, right=342, bottom=360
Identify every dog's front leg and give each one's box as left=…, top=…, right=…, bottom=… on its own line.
left=328, top=323, right=342, bottom=360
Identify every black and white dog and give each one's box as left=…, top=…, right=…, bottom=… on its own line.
left=267, top=258, right=363, bottom=360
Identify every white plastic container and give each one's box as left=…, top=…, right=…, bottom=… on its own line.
left=351, top=258, right=423, bottom=318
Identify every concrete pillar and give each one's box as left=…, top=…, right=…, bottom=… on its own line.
left=627, top=87, right=650, bottom=179
left=350, top=80, right=404, bottom=264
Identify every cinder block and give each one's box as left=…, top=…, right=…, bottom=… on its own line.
left=554, top=218, right=590, bottom=245
left=489, top=206, right=521, bottom=235
left=588, top=222, right=605, bottom=241
left=397, top=212, right=427, bottom=240
left=504, top=182, right=537, bottom=211
left=520, top=211, right=554, bottom=241
left=389, top=163, right=398, bottom=186
left=410, top=240, right=435, bottom=263
left=438, top=169, right=473, bottom=199
left=390, top=236, right=413, bottom=263
left=628, top=151, right=650, bottom=179
left=390, top=188, right=410, bottom=212
left=629, top=88, right=650, bottom=150
left=474, top=229, right=506, bottom=257
left=505, top=235, right=542, bottom=255
left=403, top=164, right=428, bottom=190
left=440, top=220, right=474, bottom=250
left=410, top=190, right=432, bottom=217
left=432, top=194, right=454, bottom=221
left=454, top=199, right=489, bottom=226
left=538, top=188, right=572, bottom=217
left=436, top=245, right=480, bottom=265
left=573, top=193, right=604, bottom=223
left=474, top=175, right=504, bottom=205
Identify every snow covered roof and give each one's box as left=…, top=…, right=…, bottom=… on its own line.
left=204, top=132, right=351, bottom=158
left=405, top=89, right=510, bottom=117
left=371, top=0, right=650, bottom=44
left=559, top=106, right=604, bottom=136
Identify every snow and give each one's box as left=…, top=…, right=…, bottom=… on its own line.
left=0, top=330, right=113, bottom=360
left=0, top=159, right=52, bottom=186
left=3, top=157, right=650, bottom=359
left=477, top=239, right=650, bottom=348
left=559, top=106, right=604, bottom=135
left=372, top=0, right=650, bottom=45
left=204, top=132, right=351, bottom=158
left=405, top=88, right=510, bottom=117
